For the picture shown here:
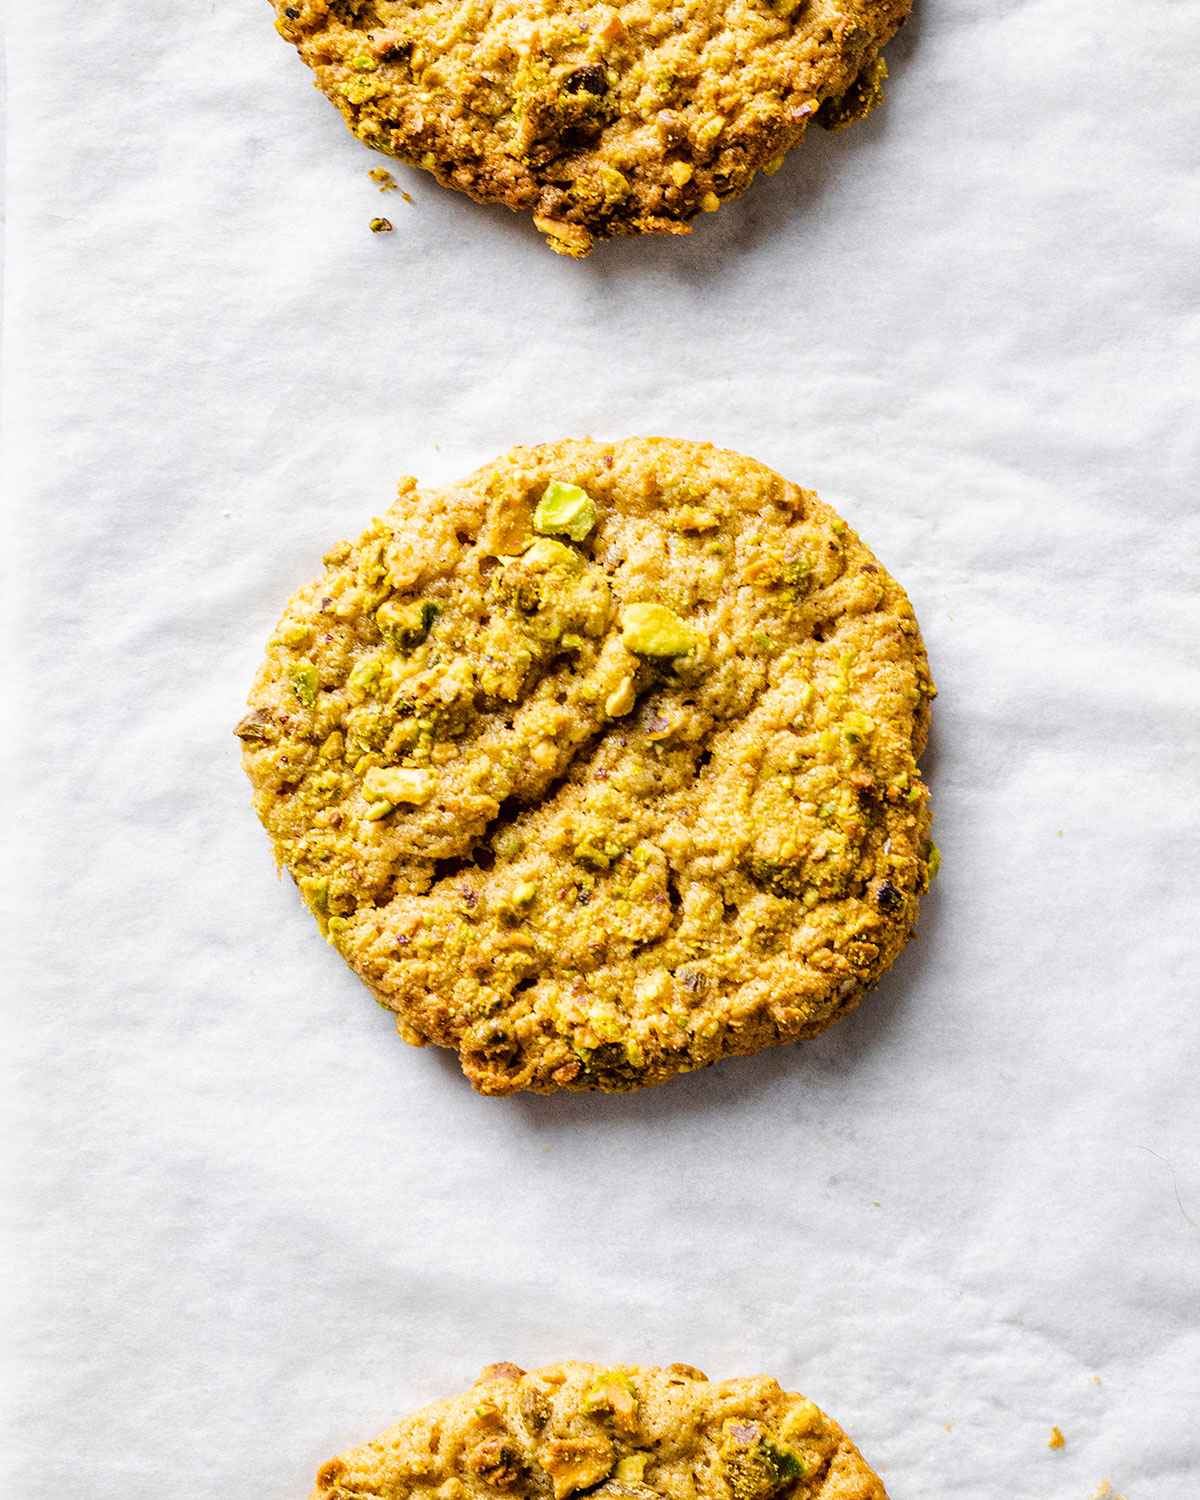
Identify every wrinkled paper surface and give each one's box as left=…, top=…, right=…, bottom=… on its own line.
left=4, top=2, right=1199, bottom=1496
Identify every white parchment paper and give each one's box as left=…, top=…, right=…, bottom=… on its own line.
left=4, top=3, right=1199, bottom=1496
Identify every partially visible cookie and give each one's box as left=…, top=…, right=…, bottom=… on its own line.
left=310, top=1361, right=889, bottom=1500
left=237, top=438, right=935, bottom=1094
left=269, top=0, right=912, bottom=255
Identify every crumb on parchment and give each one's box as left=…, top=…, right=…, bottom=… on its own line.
left=369, top=167, right=397, bottom=191
left=1048, top=1426, right=1066, bottom=1450
left=369, top=217, right=393, bottom=233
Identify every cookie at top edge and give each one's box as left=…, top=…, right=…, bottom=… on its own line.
left=237, top=438, right=936, bottom=1095
left=310, top=1361, right=889, bottom=1500
left=270, top=0, right=912, bottom=255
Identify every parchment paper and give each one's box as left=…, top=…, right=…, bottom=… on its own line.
left=4, top=3, right=1199, bottom=1496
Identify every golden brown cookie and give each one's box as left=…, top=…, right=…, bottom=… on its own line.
left=237, top=438, right=935, bottom=1094
left=310, top=1362, right=889, bottom=1500
left=269, top=0, right=912, bottom=255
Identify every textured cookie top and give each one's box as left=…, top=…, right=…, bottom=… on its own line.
left=270, top=0, right=911, bottom=254
left=312, top=1362, right=889, bottom=1500
left=237, top=439, right=934, bottom=1094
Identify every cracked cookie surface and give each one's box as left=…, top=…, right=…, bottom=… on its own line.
left=269, top=0, right=912, bottom=254
left=237, top=438, right=934, bottom=1094
left=310, top=1361, right=889, bottom=1500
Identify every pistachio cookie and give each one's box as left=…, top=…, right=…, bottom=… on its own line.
left=269, top=0, right=911, bottom=256
left=310, top=1362, right=889, bottom=1500
left=237, top=438, right=935, bottom=1094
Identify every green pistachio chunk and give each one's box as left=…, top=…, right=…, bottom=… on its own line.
left=376, top=598, right=438, bottom=649
left=533, top=480, right=598, bottom=542
left=290, top=660, right=318, bottom=706
left=278, top=618, right=313, bottom=647
left=521, top=536, right=584, bottom=573
left=759, top=1439, right=805, bottom=1486
left=362, top=766, right=432, bottom=806
left=620, top=601, right=697, bottom=658
left=582, top=1368, right=637, bottom=1423
left=298, top=875, right=329, bottom=914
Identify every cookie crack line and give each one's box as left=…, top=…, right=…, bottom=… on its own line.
left=238, top=438, right=936, bottom=1094
left=430, top=577, right=886, bottom=932
left=308, top=1361, right=890, bottom=1500
left=405, top=661, right=668, bottom=910
left=268, top=0, right=914, bottom=255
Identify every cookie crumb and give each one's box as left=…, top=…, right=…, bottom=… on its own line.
left=369, top=217, right=394, bottom=233
left=401, top=191, right=413, bottom=204
left=1048, top=1426, right=1066, bottom=1450
left=369, top=167, right=397, bottom=192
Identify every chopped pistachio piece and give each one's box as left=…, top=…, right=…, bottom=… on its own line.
left=793, top=682, right=816, bottom=718
left=615, top=1456, right=649, bottom=1484
left=298, top=875, right=329, bottom=914
left=493, top=828, right=523, bottom=860
left=605, top=675, right=636, bottom=718
left=539, top=1439, right=613, bottom=1499
left=574, top=833, right=624, bottom=868
left=720, top=1422, right=805, bottom=1499
left=339, top=76, right=380, bottom=103
left=620, top=602, right=697, bottom=658
left=669, top=505, right=719, bottom=532
left=842, top=709, right=876, bottom=743
left=346, top=652, right=384, bottom=700
left=582, top=1368, right=637, bottom=1426
left=377, top=598, right=438, bottom=649
left=596, top=165, right=630, bottom=201
left=363, top=766, right=432, bottom=806
left=533, top=481, right=598, bottom=542
left=510, top=879, right=538, bottom=908
left=779, top=1399, right=824, bottom=1441
left=522, top=536, right=585, bottom=573
left=290, top=659, right=318, bottom=706
left=759, top=1439, right=805, bottom=1486
left=278, top=618, right=313, bottom=647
